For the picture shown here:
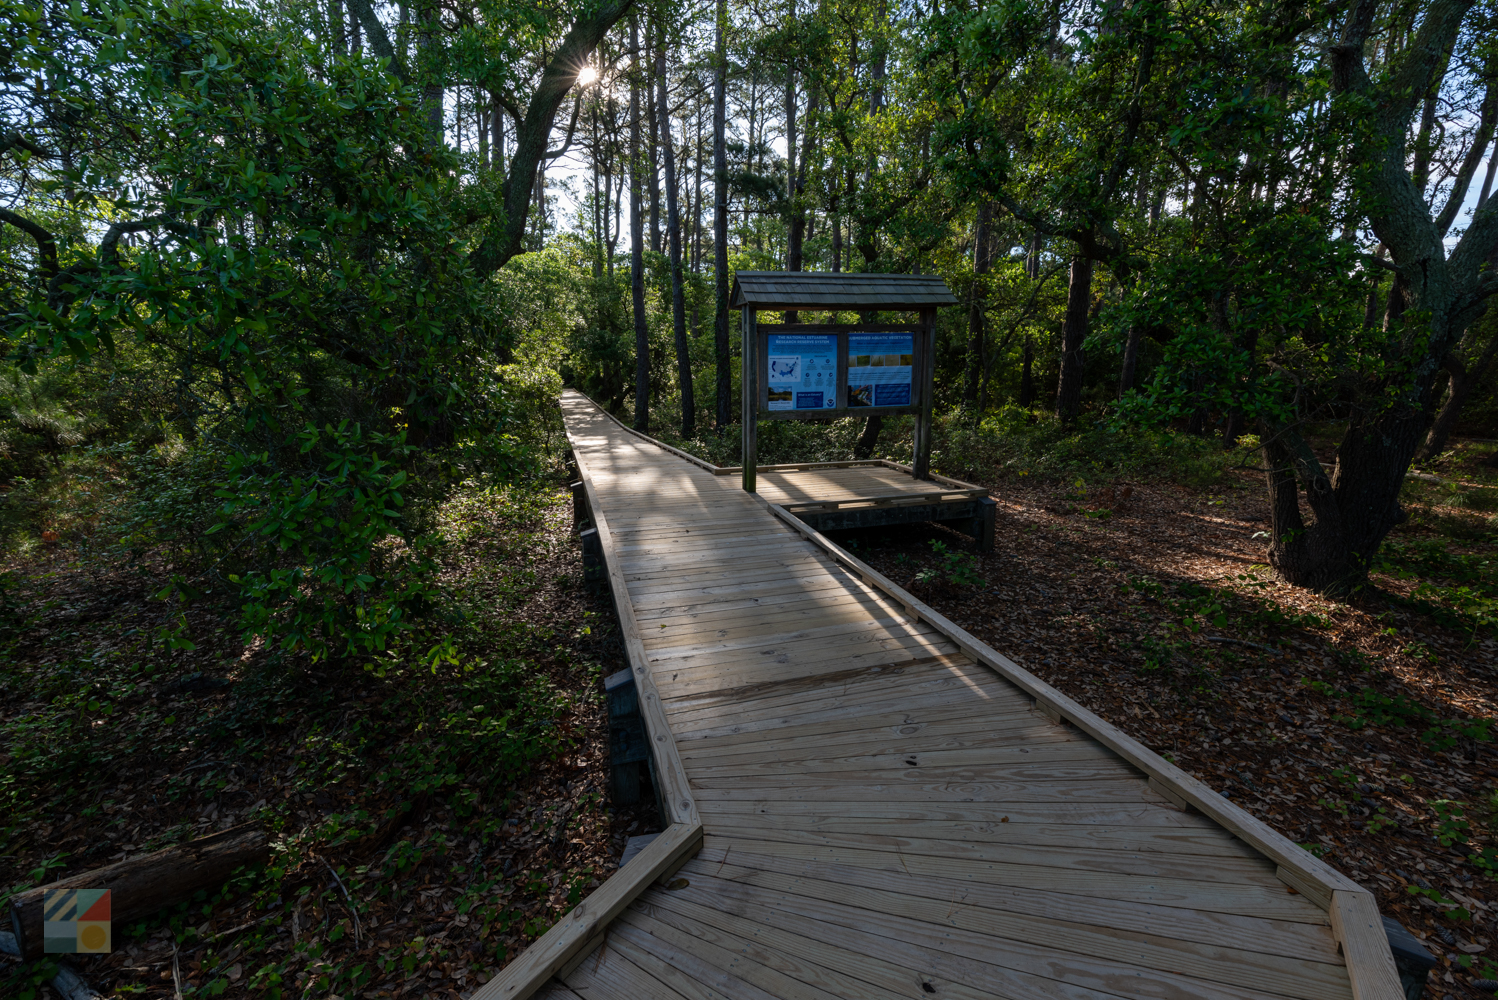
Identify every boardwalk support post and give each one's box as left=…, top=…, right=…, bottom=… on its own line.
left=579, top=527, right=605, bottom=593
left=604, top=669, right=649, bottom=804
left=570, top=480, right=588, bottom=533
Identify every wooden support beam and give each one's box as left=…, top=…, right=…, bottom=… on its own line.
left=741, top=308, right=758, bottom=493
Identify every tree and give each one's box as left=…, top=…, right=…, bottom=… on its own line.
left=1254, top=0, right=1498, bottom=592
left=712, top=0, right=731, bottom=433
left=630, top=12, right=650, bottom=432
left=0, top=0, right=514, bottom=660
left=344, top=0, right=635, bottom=276
left=659, top=20, right=694, bottom=438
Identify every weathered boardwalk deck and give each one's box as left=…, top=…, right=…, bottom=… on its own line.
left=479, top=391, right=1403, bottom=1000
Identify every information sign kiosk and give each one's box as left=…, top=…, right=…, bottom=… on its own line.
left=730, top=271, right=958, bottom=494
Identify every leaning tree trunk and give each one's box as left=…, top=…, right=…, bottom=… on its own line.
left=1054, top=255, right=1093, bottom=422
left=10, top=826, right=268, bottom=961
left=854, top=415, right=883, bottom=459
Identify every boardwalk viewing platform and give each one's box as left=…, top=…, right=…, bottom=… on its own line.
left=477, top=390, right=1405, bottom=1000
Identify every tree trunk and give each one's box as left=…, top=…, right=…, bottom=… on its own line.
left=418, top=3, right=442, bottom=146
left=10, top=826, right=268, bottom=961
left=1479, top=141, right=1497, bottom=211
left=492, top=96, right=504, bottom=174
left=630, top=14, right=649, bottom=433
left=712, top=0, right=731, bottom=433
left=1118, top=323, right=1143, bottom=398
left=1054, top=255, right=1093, bottom=422
left=692, top=111, right=703, bottom=273
left=831, top=194, right=842, bottom=273
left=1019, top=336, right=1035, bottom=407
left=854, top=415, right=883, bottom=459
left=964, top=201, right=992, bottom=406
left=646, top=27, right=662, bottom=257
left=329, top=0, right=346, bottom=54
left=659, top=39, right=693, bottom=439
left=590, top=102, right=602, bottom=278
left=784, top=34, right=799, bottom=325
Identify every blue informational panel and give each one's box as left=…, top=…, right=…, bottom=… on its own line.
left=766, top=333, right=840, bottom=411
left=847, top=333, right=915, bottom=408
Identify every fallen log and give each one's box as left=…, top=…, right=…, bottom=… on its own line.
left=9, top=825, right=268, bottom=961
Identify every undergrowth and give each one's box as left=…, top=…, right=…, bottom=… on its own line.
left=0, top=479, right=632, bottom=999
left=641, top=396, right=1239, bottom=487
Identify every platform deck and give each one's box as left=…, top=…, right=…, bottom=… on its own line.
left=752, top=465, right=986, bottom=512
left=505, top=391, right=1401, bottom=1000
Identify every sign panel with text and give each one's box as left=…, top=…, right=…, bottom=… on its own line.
left=766, top=333, right=840, bottom=411
left=847, top=333, right=914, bottom=409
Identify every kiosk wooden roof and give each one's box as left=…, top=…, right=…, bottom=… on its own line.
left=731, top=271, right=959, bottom=311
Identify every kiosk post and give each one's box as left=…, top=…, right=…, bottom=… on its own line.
left=740, top=308, right=758, bottom=493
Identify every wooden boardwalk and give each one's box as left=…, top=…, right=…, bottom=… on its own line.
left=483, top=391, right=1403, bottom=1000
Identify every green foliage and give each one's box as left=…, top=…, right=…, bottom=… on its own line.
left=1122, top=577, right=1228, bottom=635
left=0, top=0, right=557, bottom=656
left=211, top=423, right=442, bottom=662
left=0, top=483, right=590, bottom=988
left=916, top=539, right=986, bottom=587
left=1324, top=686, right=1492, bottom=750
left=1375, top=538, right=1498, bottom=640
left=937, top=408, right=1231, bottom=487
left=1406, top=883, right=1472, bottom=922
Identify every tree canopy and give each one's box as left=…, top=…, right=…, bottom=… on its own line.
left=4, top=0, right=1498, bottom=656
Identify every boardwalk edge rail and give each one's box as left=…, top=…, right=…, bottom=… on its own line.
left=471, top=407, right=703, bottom=1000
left=577, top=393, right=1405, bottom=1000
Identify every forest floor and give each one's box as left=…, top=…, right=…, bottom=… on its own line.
left=844, top=437, right=1498, bottom=1000
left=0, top=478, right=659, bottom=999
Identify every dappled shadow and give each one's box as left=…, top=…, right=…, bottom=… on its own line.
left=845, top=468, right=1495, bottom=982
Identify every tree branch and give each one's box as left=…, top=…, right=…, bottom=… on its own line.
left=1449, top=197, right=1498, bottom=291
left=542, top=93, right=584, bottom=161
left=1360, top=251, right=1401, bottom=273
left=0, top=207, right=59, bottom=279
left=1329, top=0, right=1378, bottom=94
left=469, top=0, right=634, bottom=277
left=345, top=0, right=409, bottom=85
left=1380, top=0, right=1473, bottom=133
left=0, top=131, right=56, bottom=162
left=1435, top=72, right=1496, bottom=237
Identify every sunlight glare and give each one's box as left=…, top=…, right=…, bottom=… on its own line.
left=577, top=66, right=598, bottom=86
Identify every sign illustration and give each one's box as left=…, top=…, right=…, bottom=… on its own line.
left=766, top=333, right=839, bottom=411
